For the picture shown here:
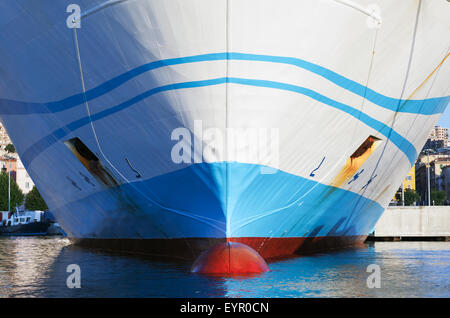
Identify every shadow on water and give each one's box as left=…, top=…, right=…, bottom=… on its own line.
left=0, top=236, right=449, bottom=297
left=0, top=236, right=229, bottom=297
left=45, top=243, right=235, bottom=298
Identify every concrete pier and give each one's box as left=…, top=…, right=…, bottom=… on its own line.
left=369, top=206, right=450, bottom=241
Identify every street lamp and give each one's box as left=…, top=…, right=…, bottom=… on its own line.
left=424, top=149, right=432, bottom=206
left=401, top=181, right=405, bottom=206
left=3, top=154, right=14, bottom=213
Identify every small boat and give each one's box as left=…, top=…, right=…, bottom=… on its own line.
left=0, top=209, right=50, bottom=236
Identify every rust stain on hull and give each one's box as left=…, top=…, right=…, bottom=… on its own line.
left=331, top=136, right=381, bottom=188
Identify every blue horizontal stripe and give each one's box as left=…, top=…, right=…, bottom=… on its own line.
left=1, top=52, right=448, bottom=115
left=21, top=77, right=417, bottom=166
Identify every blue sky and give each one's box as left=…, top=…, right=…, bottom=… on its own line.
left=437, top=103, right=450, bottom=128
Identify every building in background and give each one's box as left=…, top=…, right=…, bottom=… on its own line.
left=407, top=124, right=450, bottom=205
left=440, top=166, right=450, bottom=205
left=392, top=166, right=416, bottom=204
left=429, top=125, right=449, bottom=140
left=0, top=155, right=17, bottom=181
left=415, top=148, right=450, bottom=205
left=423, top=125, right=449, bottom=151
left=402, top=166, right=416, bottom=191
left=0, top=123, right=35, bottom=194
left=0, top=153, right=35, bottom=195
left=0, top=123, right=12, bottom=150
left=16, top=157, right=35, bottom=194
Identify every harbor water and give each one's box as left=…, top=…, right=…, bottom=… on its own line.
left=0, top=237, right=448, bottom=298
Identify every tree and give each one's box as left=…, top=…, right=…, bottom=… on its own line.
left=0, top=171, right=24, bottom=211
left=25, top=186, right=48, bottom=211
left=430, top=189, right=446, bottom=206
left=395, top=188, right=419, bottom=206
left=404, top=189, right=419, bottom=206
left=4, top=143, right=15, bottom=153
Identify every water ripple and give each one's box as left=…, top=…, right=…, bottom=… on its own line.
left=0, top=237, right=448, bottom=298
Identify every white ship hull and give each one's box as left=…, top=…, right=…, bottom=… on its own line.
left=0, top=0, right=449, bottom=259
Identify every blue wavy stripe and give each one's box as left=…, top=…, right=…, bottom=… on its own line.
left=1, top=52, right=448, bottom=115
left=230, top=53, right=449, bottom=115
left=20, top=77, right=417, bottom=166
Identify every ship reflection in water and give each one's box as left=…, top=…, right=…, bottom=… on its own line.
left=0, top=237, right=448, bottom=298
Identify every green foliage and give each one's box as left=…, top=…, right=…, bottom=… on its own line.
left=404, top=189, right=419, bottom=206
left=395, top=188, right=419, bottom=206
left=25, top=186, right=48, bottom=211
left=394, top=188, right=402, bottom=202
left=4, top=143, right=15, bottom=153
left=0, top=172, right=24, bottom=211
left=430, top=189, right=446, bottom=206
